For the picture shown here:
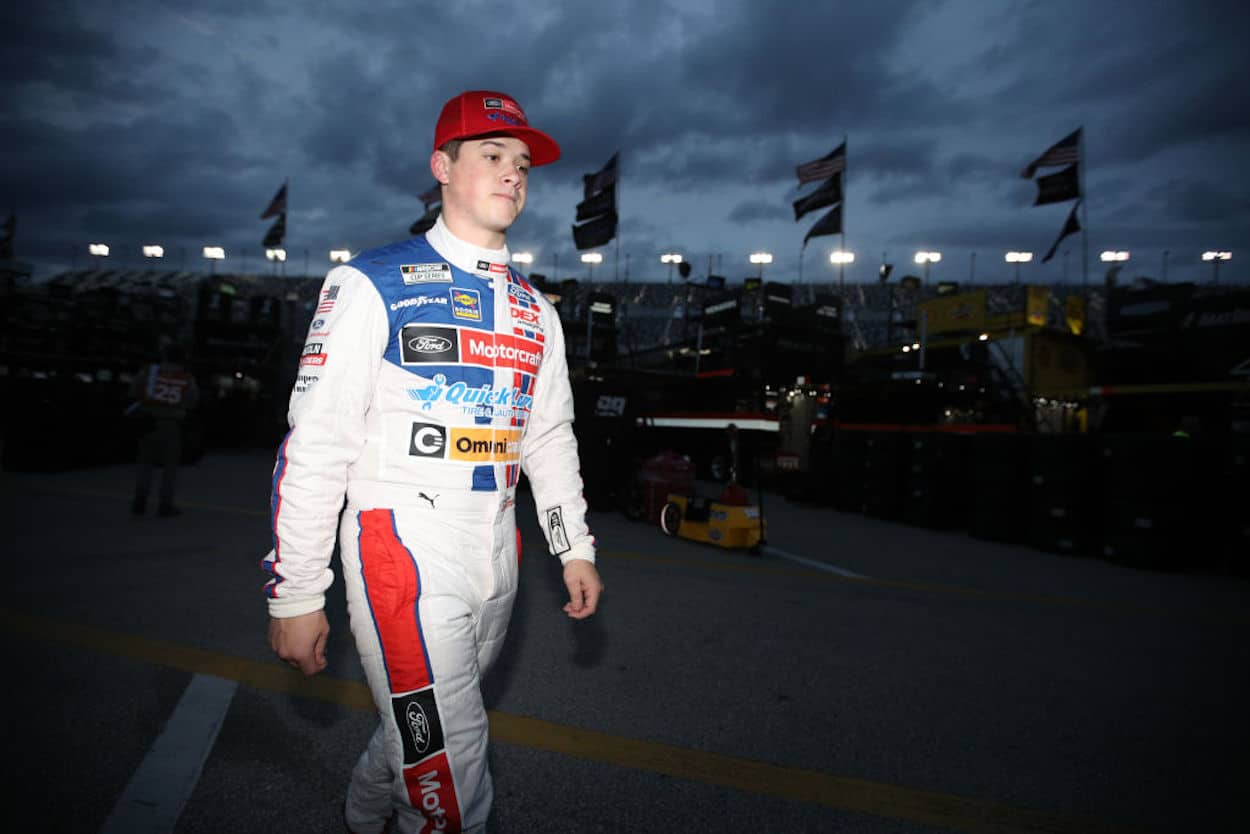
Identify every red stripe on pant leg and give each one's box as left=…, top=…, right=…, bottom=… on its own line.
left=405, top=751, right=463, bottom=833
left=516, top=528, right=522, bottom=565
left=357, top=509, right=432, bottom=692
left=358, top=510, right=463, bottom=831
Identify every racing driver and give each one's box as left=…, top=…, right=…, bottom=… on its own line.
left=262, top=89, right=604, bottom=833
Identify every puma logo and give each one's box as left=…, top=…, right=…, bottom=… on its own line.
left=418, top=492, right=438, bottom=509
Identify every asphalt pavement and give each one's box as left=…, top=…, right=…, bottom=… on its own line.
left=1, top=450, right=1245, bottom=833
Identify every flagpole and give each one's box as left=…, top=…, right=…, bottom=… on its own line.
left=1079, top=127, right=1088, bottom=287
left=840, top=134, right=848, bottom=302
left=614, top=153, right=622, bottom=282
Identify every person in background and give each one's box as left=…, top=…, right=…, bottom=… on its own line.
left=129, top=343, right=199, bottom=516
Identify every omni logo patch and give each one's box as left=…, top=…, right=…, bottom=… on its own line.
left=409, top=422, right=447, bottom=458
left=448, top=428, right=521, bottom=463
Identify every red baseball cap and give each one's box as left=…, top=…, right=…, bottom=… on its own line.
left=433, top=90, right=561, bottom=167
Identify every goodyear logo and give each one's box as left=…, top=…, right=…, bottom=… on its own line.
left=448, top=428, right=521, bottom=463
left=449, top=287, right=482, bottom=321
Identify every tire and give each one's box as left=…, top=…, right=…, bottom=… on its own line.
left=660, top=502, right=682, bottom=536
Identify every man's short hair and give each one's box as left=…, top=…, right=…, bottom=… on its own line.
left=438, top=139, right=464, bottom=161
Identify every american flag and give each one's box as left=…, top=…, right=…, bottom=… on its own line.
left=796, top=142, right=846, bottom=185
left=1020, top=128, right=1082, bottom=179
left=316, top=285, right=340, bottom=314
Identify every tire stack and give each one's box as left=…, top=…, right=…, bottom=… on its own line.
left=903, top=432, right=971, bottom=530
left=1026, top=434, right=1096, bottom=556
left=1096, top=434, right=1208, bottom=571
left=862, top=431, right=909, bottom=520
left=968, top=433, right=1028, bottom=543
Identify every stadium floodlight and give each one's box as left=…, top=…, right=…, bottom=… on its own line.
left=1004, top=251, right=1033, bottom=263
left=914, top=250, right=941, bottom=283
left=202, top=246, right=226, bottom=260
left=748, top=252, right=773, bottom=265
left=1202, top=250, right=1231, bottom=282
left=143, top=245, right=165, bottom=258
left=660, top=253, right=683, bottom=264
left=266, top=248, right=287, bottom=262
left=829, top=250, right=855, bottom=265
left=1099, top=250, right=1130, bottom=262
left=580, top=253, right=603, bottom=264
left=511, top=252, right=534, bottom=265
left=329, top=249, right=352, bottom=263
left=89, top=243, right=110, bottom=257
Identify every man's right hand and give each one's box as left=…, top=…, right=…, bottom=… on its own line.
left=268, top=610, right=330, bottom=676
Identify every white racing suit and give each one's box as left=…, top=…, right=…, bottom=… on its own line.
left=261, top=216, right=595, bottom=833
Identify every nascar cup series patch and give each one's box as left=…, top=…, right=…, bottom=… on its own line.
left=449, top=287, right=482, bottom=321
left=401, top=263, right=453, bottom=284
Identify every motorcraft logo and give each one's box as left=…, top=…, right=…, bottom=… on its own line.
left=407, top=373, right=534, bottom=414
left=449, top=287, right=482, bottom=321
left=390, top=294, right=450, bottom=312
left=401, top=263, right=453, bottom=284
left=399, top=325, right=459, bottom=365
left=409, top=422, right=447, bottom=458
left=391, top=687, right=445, bottom=766
left=463, top=331, right=542, bottom=370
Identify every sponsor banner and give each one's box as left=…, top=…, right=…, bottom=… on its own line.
left=408, top=373, right=534, bottom=417
left=461, top=331, right=542, bottom=370
left=403, top=751, right=462, bottom=834
left=392, top=686, right=445, bottom=766
left=399, top=326, right=460, bottom=365
left=917, top=290, right=987, bottom=335
left=447, top=427, right=522, bottom=463
left=294, top=373, right=320, bottom=394
left=390, top=294, right=450, bottom=312
left=507, top=283, right=538, bottom=307
left=510, top=306, right=541, bottom=326
left=449, top=287, right=482, bottom=321
left=299, top=353, right=327, bottom=367
left=401, top=263, right=452, bottom=284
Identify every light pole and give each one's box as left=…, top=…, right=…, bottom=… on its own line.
left=581, top=251, right=603, bottom=281
left=203, top=245, right=225, bottom=275
left=749, top=251, right=773, bottom=279
left=1202, top=250, right=1231, bottom=283
left=1005, top=251, right=1033, bottom=283
left=914, top=250, right=941, bottom=284
left=829, top=249, right=854, bottom=291
left=661, top=252, right=683, bottom=283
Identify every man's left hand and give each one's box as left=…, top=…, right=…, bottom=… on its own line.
left=562, top=559, right=603, bottom=620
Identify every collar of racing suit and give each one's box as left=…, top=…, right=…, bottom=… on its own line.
left=427, top=214, right=511, bottom=279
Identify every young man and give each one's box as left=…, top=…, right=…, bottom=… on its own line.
left=263, top=90, right=603, bottom=834
left=129, top=343, right=199, bottom=516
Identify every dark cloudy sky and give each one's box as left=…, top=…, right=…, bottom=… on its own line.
left=5, top=0, right=1248, bottom=286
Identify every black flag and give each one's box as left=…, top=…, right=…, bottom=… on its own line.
left=1034, top=163, right=1080, bottom=205
left=260, top=182, right=288, bottom=219
left=582, top=153, right=618, bottom=200
left=1041, top=200, right=1081, bottom=263
left=262, top=214, right=285, bottom=247
left=576, top=183, right=616, bottom=222
left=572, top=211, right=618, bottom=250
left=792, top=175, right=842, bottom=221
left=803, top=204, right=842, bottom=245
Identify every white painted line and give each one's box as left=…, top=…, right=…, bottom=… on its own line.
left=99, top=673, right=238, bottom=834
left=764, top=546, right=867, bottom=579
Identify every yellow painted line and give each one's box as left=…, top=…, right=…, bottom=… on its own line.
left=9, top=482, right=1247, bottom=626
left=1, top=607, right=1155, bottom=834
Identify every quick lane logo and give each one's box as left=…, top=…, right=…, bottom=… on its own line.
left=409, top=422, right=447, bottom=458
left=392, top=687, right=445, bottom=765
left=461, top=331, right=542, bottom=370
left=408, top=373, right=534, bottom=414
left=399, top=325, right=459, bottom=365
left=448, top=428, right=521, bottom=463
left=449, top=287, right=482, bottom=321
left=400, top=263, right=452, bottom=284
